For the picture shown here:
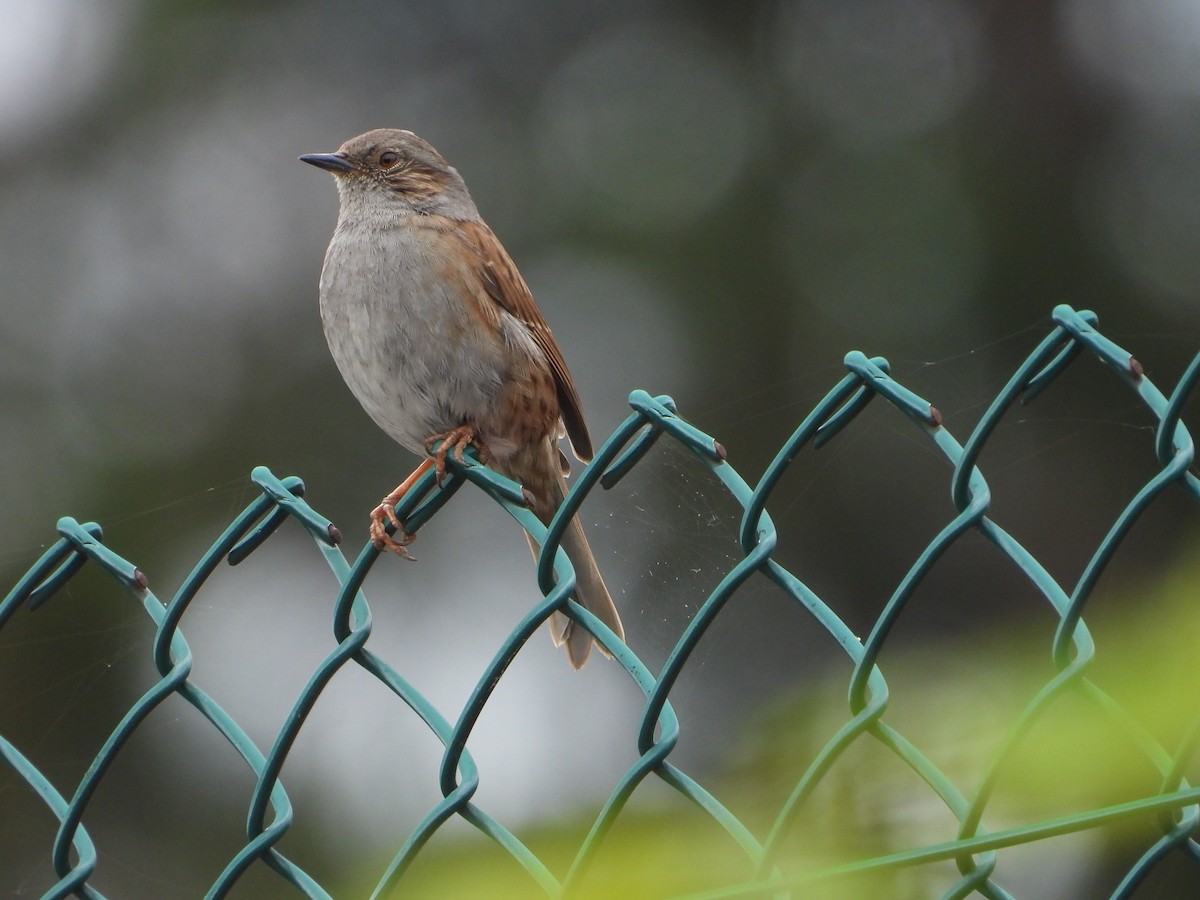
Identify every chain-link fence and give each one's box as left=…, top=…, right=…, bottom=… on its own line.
left=3, top=304, right=1199, bottom=898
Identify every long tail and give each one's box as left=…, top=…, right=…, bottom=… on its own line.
left=524, top=469, right=624, bottom=669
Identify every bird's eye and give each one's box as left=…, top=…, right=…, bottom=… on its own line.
left=379, top=151, right=399, bottom=168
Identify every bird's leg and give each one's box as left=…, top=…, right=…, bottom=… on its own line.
left=424, top=422, right=487, bottom=483
left=371, top=425, right=488, bottom=556
left=369, top=458, right=434, bottom=556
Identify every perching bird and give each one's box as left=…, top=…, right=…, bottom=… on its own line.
left=301, top=128, right=623, bottom=668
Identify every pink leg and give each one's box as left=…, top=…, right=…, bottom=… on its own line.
left=369, top=458, right=434, bottom=555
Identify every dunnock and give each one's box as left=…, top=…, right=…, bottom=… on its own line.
left=301, top=128, right=623, bottom=668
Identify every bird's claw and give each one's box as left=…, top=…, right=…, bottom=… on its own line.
left=425, top=424, right=485, bottom=484
left=369, top=502, right=417, bottom=559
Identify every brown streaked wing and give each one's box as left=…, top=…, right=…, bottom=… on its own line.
left=452, top=218, right=594, bottom=462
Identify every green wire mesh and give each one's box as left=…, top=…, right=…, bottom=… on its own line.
left=3, top=304, right=1199, bottom=897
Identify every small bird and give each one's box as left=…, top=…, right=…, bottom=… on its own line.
left=301, top=128, right=623, bottom=668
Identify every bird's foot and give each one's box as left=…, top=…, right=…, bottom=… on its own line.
left=369, top=500, right=418, bottom=557
left=368, top=458, right=436, bottom=557
left=425, top=423, right=487, bottom=483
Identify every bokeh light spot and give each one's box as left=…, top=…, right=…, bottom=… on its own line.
left=538, top=22, right=758, bottom=232
left=771, top=0, right=986, bottom=143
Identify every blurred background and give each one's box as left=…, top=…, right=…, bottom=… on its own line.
left=2, top=0, right=1200, bottom=896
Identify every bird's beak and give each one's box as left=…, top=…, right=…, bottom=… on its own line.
left=299, top=152, right=354, bottom=173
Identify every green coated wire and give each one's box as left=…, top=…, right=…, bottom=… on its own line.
left=2, top=305, right=1199, bottom=898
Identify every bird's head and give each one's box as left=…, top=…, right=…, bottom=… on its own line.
left=301, top=128, right=477, bottom=219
